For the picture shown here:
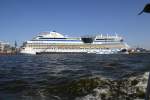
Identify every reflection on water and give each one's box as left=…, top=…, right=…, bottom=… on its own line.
left=0, top=53, right=150, bottom=100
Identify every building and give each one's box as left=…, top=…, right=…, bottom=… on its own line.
left=0, top=41, right=11, bottom=53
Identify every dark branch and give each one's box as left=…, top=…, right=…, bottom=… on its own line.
left=138, top=3, right=150, bottom=15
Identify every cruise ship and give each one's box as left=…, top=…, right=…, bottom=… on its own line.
left=20, top=31, right=129, bottom=54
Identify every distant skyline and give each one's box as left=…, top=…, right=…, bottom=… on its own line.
left=0, top=0, right=150, bottom=49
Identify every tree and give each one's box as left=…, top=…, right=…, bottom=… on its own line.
left=138, top=3, right=150, bottom=15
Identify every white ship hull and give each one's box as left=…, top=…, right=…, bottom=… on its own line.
left=20, top=48, right=126, bottom=55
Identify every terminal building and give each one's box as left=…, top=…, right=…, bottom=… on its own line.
left=0, top=41, right=11, bottom=53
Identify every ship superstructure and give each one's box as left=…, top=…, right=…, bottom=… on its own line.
left=20, top=31, right=129, bottom=54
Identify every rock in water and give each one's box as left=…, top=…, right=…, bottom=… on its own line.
left=76, top=72, right=149, bottom=100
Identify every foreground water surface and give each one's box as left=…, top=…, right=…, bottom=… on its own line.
left=0, top=53, right=150, bottom=100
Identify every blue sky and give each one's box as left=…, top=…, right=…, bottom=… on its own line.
left=0, top=0, right=150, bottom=49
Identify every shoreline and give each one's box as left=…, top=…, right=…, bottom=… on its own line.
left=0, top=52, right=18, bottom=55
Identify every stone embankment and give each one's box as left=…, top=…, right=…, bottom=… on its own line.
left=75, top=72, right=149, bottom=100
left=44, top=72, right=149, bottom=100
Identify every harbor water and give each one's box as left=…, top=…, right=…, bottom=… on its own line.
left=0, top=53, right=150, bottom=100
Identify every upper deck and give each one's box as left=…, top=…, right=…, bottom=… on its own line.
left=28, top=31, right=123, bottom=43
